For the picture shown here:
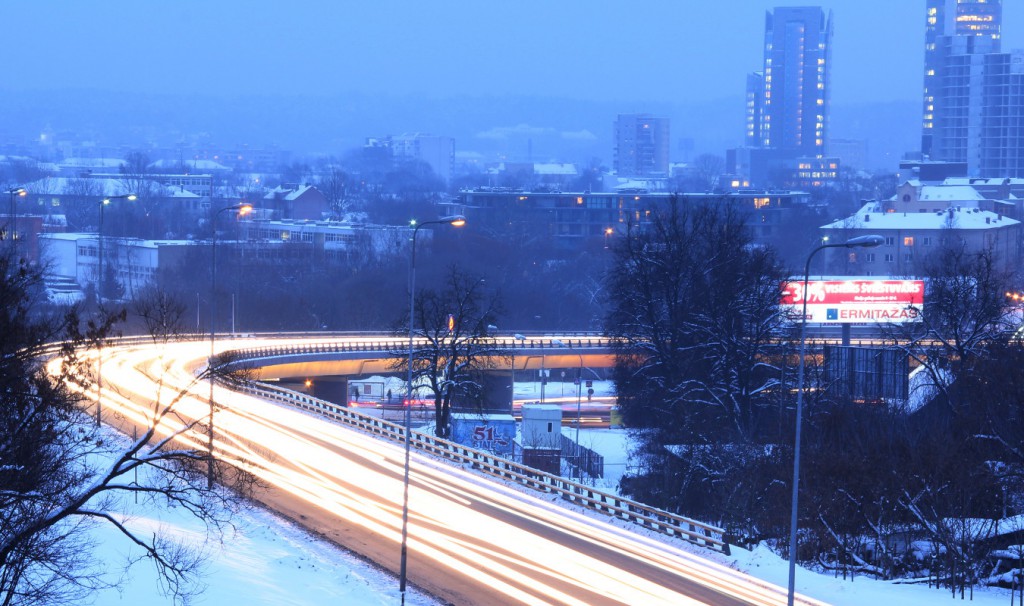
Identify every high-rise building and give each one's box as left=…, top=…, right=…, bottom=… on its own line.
left=922, top=0, right=1024, bottom=177
left=731, top=7, right=834, bottom=189
left=757, top=7, right=833, bottom=156
left=613, top=114, right=670, bottom=178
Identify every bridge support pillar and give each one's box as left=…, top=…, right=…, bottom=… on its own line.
left=312, top=379, right=350, bottom=407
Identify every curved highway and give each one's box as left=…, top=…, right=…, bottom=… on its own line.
left=61, top=335, right=827, bottom=606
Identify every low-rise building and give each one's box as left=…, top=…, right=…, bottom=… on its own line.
left=447, top=189, right=809, bottom=251
left=240, top=219, right=414, bottom=262
left=263, top=184, right=329, bottom=220
left=40, top=233, right=196, bottom=299
left=820, top=202, right=1020, bottom=276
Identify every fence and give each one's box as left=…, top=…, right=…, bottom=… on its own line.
left=561, top=434, right=604, bottom=479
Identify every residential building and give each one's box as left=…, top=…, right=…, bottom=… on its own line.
left=922, top=0, right=1024, bottom=177
left=40, top=233, right=196, bottom=300
left=820, top=179, right=1022, bottom=276
left=263, top=184, right=329, bottom=221
left=447, top=189, right=808, bottom=251
left=613, top=114, right=670, bottom=178
left=239, top=219, right=414, bottom=263
left=364, top=134, right=455, bottom=184
left=732, top=6, right=834, bottom=188
left=390, top=133, right=455, bottom=184
left=758, top=6, right=832, bottom=156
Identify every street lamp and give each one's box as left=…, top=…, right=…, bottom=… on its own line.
left=94, top=193, right=136, bottom=427
left=400, top=215, right=465, bottom=604
left=5, top=187, right=26, bottom=259
left=512, top=333, right=525, bottom=412
left=553, top=338, right=585, bottom=481
left=786, top=234, right=883, bottom=606
left=208, top=203, right=253, bottom=488
left=97, top=193, right=138, bottom=303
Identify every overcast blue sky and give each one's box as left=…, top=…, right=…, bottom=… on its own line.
left=4, top=1, right=1022, bottom=106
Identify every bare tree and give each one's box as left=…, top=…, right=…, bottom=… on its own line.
left=606, top=197, right=790, bottom=527
left=394, top=266, right=504, bottom=438
left=315, top=163, right=349, bottom=218
left=0, top=252, right=249, bottom=606
left=692, top=153, right=725, bottom=192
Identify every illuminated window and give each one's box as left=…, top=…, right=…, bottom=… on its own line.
left=903, top=236, right=914, bottom=246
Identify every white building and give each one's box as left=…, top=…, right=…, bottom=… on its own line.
left=40, top=233, right=196, bottom=300
left=820, top=202, right=1019, bottom=276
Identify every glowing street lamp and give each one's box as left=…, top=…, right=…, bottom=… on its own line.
left=94, top=193, right=136, bottom=427
left=400, top=215, right=465, bottom=604
left=207, top=203, right=253, bottom=488
left=786, top=234, right=883, bottom=606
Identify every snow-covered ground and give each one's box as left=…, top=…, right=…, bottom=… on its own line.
left=91, top=496, right=440, bottom=605
left=86, top=378, right=1017, bottom=605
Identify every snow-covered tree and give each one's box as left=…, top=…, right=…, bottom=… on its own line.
left=0, top=253, right=251, bottom=605
left=606, top=196, right=789, bottom=520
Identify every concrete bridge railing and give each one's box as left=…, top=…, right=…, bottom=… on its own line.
left=229, top=377, right=734, bottom=556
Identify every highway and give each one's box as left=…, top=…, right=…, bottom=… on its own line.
left=57, top=335, right=828, bottom=606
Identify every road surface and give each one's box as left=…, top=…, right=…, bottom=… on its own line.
left=65, top=336, right=827, bottom=606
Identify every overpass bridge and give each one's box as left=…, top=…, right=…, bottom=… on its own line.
left=219, top=333, right=616, bottom=380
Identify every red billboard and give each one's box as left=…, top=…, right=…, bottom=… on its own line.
left=781, top=279, right=924, bottom=323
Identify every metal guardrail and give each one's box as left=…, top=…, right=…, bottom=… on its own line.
left=230, top=374, right=732, bottom=555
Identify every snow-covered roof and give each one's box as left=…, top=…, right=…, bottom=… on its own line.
left=823, top=202, right=1019, bottom=231
left=613, top=179, right=652, bottom=191
left=264, top=184, right=315, bottom=201
left=59, top=157, right=124, bottom=169
left=149, top=159, right=230, bottom=171
left=22, top=177, right=171, bottom=198
left=533, top=163, right=578, bottom=176
left=166, top=187, right=200, bottom=198
left=918, top=185, right=984, bottom=201
left=945, top=177, right=1024, bottom=186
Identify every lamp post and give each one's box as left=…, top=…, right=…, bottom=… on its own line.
left=400, top=215, right=465, bottom=604
left=208, top=203, right=252, bottom=488
left=512, top=333, right=526, bottom=412
left=553, top=339, right=585, bottom=481
left=94, top=193, right=136, bottom=427
left=786, top=234, right=883, bottom=606
left=5, top=187, right=26, bottom=259
left=97, top=193, right=138, bottom=303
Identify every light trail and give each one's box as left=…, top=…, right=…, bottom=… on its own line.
left=53, top=336, right=829, bottom=606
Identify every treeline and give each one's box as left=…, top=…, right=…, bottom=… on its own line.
left=606, top=197, right=1024, bottom=592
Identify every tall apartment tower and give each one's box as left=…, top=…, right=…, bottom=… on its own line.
left=754, top=7, right=833, bottom=157
left=613, top=114, right=670, bottom=178
left=922, top=0, right=1002, bottom=162
left=922, top=0, right=1024, bottom=177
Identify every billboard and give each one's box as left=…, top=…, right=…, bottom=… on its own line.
left=451, top=414, right=516, bottom=456
left=781, top=279, right=924, bottom=323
